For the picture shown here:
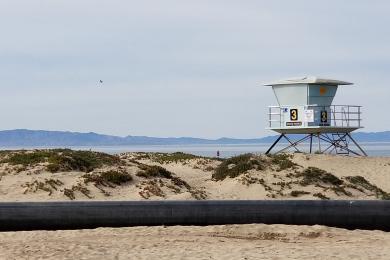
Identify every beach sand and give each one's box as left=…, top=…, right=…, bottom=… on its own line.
left=1, top=224, right=390, bottom=259
left=1, top=150, right=390, bottom=259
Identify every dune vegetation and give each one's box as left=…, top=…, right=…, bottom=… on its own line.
left=0, top=149, right=389, bottom=201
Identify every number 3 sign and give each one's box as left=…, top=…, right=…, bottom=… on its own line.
left=290, top=109, right=298, bottom=121
left=321, top=110, right=328, bottom=123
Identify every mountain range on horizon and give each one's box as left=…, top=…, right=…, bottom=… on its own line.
left=0, top=129, right=389, bottom=147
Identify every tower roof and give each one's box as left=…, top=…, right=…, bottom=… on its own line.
left=263, top=76, right=353, bottom=86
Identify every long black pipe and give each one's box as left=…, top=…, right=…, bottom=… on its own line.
left=1, top=200, right=390, bottom=232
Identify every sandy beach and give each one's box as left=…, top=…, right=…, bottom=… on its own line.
left=1, top=224, right=390, bottom=259
left=1, top=150, right=390, bottom=259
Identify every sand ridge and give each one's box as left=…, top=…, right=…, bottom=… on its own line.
left=0, top=150, right=389, bottom=201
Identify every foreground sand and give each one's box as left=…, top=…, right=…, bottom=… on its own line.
left=1, top=224, right=389, bottom=259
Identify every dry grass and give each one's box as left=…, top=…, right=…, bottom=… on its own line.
left=313, top=192, right=330, bottom=200
left=345, top=176, right=390, bottom=200
left=134, top=152, right=206, bottom=164
left=290, top=190, right=310, bottom=197
left=63, top=183, right=92, bottom=200
left=138, top=179, right=166, bottom=199
left=136, top=163, right=206, bottom=200
left=268, top=154, right=298, bottom=172
left=22, top=179, right=64, bottom=195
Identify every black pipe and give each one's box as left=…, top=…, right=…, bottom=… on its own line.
left=1, top=200, right=390, bottom=232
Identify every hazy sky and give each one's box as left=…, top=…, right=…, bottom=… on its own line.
left=0, top=0, right=389, bottom=138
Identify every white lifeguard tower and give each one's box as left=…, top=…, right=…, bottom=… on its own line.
left=264, top=76, right=367, bottom=156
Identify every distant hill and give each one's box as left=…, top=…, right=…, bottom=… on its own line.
left=0, top=129, right=388, bottom=147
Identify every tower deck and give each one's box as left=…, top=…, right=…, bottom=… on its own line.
left=267, top=104, right=362, bottom=133
left=268, top=126, right=360, bottom=134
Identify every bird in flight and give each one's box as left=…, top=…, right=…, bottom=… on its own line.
left=99, top=80, right=103, bottom=83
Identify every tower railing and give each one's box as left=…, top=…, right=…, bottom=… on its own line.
left=268, top=105, right=362, bottom=129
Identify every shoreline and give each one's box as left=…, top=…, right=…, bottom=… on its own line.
left=0, top=143, right=390, bottom=157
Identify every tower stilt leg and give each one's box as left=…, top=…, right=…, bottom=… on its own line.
left=347, top=133, right=367, bottom=156
left=309, top=134, right=313, bottom=154
left=265, top=134, right=284, bottom=155
left=318, top=134, right=361, bottom=156
left=283, top=135, right=301, bottom=152
left=264, top=133, right=366, bottom=156
left=275, top=134, right=311, bottom=154
left=317, top=134, right=321, bottom=153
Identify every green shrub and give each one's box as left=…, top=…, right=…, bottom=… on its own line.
left=136, top=164, right=192, bottom=190
left=170, top=176, right=191, bottom=189
left=1, top=149, right=121, bottom=173
left=268, top=154, right=297, bottom=171
left=346, top=176, right=380, bottom=192
left=290, top=190, right=310, bottom=197
left=345, top=176, right=390, bottom=200
left=297, top=167, right=342, bottom=186
left=83, top=170, right=132, bottom=187
left=47, top=163, right=60, bottom=173
left=47, top=149, right=121, bottom=173
left=100, top=170, right=133, bottom=185
left=3, top=150, right=54, bottom=166
left=143, top=152, right=205, bottom=164
left=136, top=165, right=174, bottom=179
left=133, top=152, right=150, bottom=160
left=313, top=192, right=329, bottom=200
left=212, top=154, right=266, bottom=181
left=330, top=186, right=352, bottom=196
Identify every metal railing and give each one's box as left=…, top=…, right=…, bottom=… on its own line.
left=268, top=105, right=362, bottom=129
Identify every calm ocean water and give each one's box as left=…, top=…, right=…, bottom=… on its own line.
left=2, top=143, right=390, bottom=157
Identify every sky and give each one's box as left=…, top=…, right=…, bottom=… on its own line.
left=0, top=0, right=389, bottom=138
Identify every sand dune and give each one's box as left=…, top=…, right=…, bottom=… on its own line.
left=0, top=150, right=389, bottom=201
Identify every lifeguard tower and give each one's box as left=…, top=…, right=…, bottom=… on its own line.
left=264, top=76, right=367, bottom=156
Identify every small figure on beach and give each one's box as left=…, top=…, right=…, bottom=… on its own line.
left=217, top=150, right=220, bottom=158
